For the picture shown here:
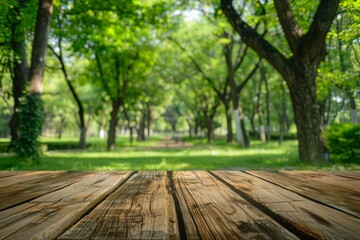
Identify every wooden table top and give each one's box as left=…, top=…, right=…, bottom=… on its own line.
left=0, top=171, right=359, bottom=239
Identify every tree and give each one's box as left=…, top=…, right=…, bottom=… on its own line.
left=48, top=10, right=87, bottom=149
left=16, top=0, right=53, bottom=159
left=221, top=0, right=340, bottom=163
left=0, top=0, right=32, bottom=149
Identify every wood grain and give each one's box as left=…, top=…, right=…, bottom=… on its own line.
left=214, top=171, right=360, bottom=240
left=173, top=171, right=297, bottom=240
left=0, top=171, right=65, bottom=188
left=59, top=171, right=178, bottom=240
left=334, top=171, right=360, bottom=180
left=0, top=171, right=132, bottom=240
left=0, top=171, right=89, bottom=210
left=248, top=171, right=360, bottom=218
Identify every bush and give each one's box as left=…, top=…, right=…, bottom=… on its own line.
left=326, top=124, right=360, bottom=163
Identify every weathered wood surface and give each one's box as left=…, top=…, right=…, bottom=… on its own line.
left=0, top=171, right=359, bottom=240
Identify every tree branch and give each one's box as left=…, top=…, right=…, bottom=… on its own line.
left=234, top=44, right=248, bottom=72
left=95, top=52, right=112, bottom=98
left=274, top=0, right=303, bottom=54
left=236, top=59, right=262, bottom=94
left=298, top=0, right=340, bottom=61
left=220, top=0, right=292, bottom=80
left=167, top=36, right=222, bottom=97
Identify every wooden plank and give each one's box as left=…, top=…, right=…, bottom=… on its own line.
left=59, top=171, right=179, bottom=240
left=334, top=171, right=360, bottom=180
left=0, top=171, right=132, bottom=240
left=248, top=171, right=360, bottom=218
left=0, top=172, right=26, bottom=179
left=0, top=171, right=65, bottom=188
left=280, top=171, right=360, bottom=191
left=173, top=171, right=298, bottom=240
left=0, top=171, right=90, bottom=210
left=214, top=171, right=360, bottom=240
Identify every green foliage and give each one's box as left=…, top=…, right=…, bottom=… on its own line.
left=326, top=124, right=360, bottom=163
left=14, top=93, right=43, bottom=161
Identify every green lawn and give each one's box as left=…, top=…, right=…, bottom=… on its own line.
left=1, top=137, right=359, bottom=171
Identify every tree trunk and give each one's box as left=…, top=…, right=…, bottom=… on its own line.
left=107, top=99, right=122, bottom=151
left=146, top=102, right=151, bottom=137
left=29, top=0, right=53, bottom=95
left=138, top=113, right=146, bottom=141
left=263, top=66, right=271, bottom=142
left=15, top=0, right=52, bottom=159
left=288, top=75, right=327, bottom=163
left=255, top=76, right=266, bottom=142
left=205, top=118, right=213, bottom=143
left=279, top=82, right=286, bottom=145
left=57, top=115, right=66, bottom=139
left=186, top=118, right=192, bottom=139
left=194, top=117, right=199, bottom=137
left=129, top=127, right=134, bottom=145
left=349, top=94, right=358, bottom=124
left=240, top=112, right=250, bottom=147
left=225, top=103, right=233, bottom=143
left=9, top=0, right=29, bottom=148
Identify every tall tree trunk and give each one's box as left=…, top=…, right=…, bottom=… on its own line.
left=288, top=74, right=327, bottom=162
left=255, top=76, right=265, bottom=142
left=16, top=0, right=52, bottom=159
left=107, top=99, right=122, bottom=150
left=194, top=116, right=199, bottom=137
left=57, top=115, right=66, bottom=139
left=348, top=93, right=358, bottom=124
left=29, top=0, right=53, bottom=95
left=146, top=102, right=151, bottom=137
left=225, top=103, right=233, bottom=143
left=279, top=82, right=286, bottom=145
left=239, top=109, right=250, bottom=147
left=138, top=112, right=146, bottom=141
left=186, top=118, right=192, bottom=139
left=129, top=127, right=134, bottom=145
left=9, top=0, right=29, bottom=149
left=262, top=64, right=271, bottom=142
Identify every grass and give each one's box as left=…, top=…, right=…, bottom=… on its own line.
left=0, top=137, right=359, bottom=171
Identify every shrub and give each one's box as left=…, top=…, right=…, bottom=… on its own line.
left=326, top=124, right=360, bottom=163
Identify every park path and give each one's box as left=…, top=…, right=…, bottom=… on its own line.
left=154, top=137, right=193, bottom=148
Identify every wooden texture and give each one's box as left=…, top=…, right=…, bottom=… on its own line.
left=0, top=171, right=359, bottom=240
left=248, top=171, right=360, bottom=218
left=214, top=171, right=360, bottom=239
left=59, top=172, right=178, bottom=240
left=0, top=171, right=132, bottom=239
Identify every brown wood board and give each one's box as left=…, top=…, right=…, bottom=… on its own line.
left=214, top=171, right=360, bottom=240
left=59, top=171, right=178, bottom=240
left=0, top=171, right=90, bottom=211
left=248, top=170, right=360, bottom=218
left=0, top=171, right=132, bottom=239
left=173, top=171, right=297, bottom=239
